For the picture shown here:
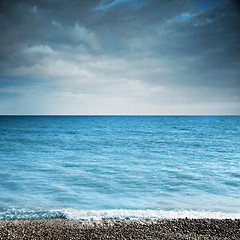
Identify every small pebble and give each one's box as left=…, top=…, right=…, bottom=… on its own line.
left=0, top=218, right=239, bottom=240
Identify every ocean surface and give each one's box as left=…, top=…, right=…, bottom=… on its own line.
left=0, top=116, right=239, bottom=220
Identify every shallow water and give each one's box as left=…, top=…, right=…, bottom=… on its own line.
left=0, top=116, right=239, bottom=219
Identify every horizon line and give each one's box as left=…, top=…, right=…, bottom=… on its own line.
left=0, top=114, right=239, bottom=117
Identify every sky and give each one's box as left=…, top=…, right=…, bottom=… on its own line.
left=0, top=0, right=239, bottom=115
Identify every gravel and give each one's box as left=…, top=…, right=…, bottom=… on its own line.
left=0, top=218, right=240, bottom=239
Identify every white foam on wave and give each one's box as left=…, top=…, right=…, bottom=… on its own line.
left=1, top=208, right=240, bottom=220
left=60, top=209, right=240, bottom=220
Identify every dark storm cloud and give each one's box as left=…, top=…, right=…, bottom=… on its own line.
left=91, top=0, right=240, bottom=90
left=137, top=0, right=240, bottom=89
left=0, top=0, right=191, bottom=59
left=0, top=0, right=102, bottom=61
left=0, top=0, right=239, bottom=114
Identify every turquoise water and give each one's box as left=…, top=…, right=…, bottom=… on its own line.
left=0, top=116, right=239, bottom=220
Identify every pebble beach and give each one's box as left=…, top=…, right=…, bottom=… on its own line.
left=0, top=218, right=240, bottom=240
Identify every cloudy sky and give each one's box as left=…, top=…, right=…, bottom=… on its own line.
left=0, top=0, right=239, bottom=115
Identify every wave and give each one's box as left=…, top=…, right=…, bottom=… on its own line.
left=1, top=208, right=240, bottom=220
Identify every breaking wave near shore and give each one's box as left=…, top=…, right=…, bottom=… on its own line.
left=1, top=208, right=240, bottom=220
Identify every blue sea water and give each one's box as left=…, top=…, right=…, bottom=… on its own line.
left=0, top=116, right=239, bottom=220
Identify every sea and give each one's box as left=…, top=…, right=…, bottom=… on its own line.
left=0, top=116, right=239, bottom=220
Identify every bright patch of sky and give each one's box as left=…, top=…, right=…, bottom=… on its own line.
left=25, top=45, right=54, bottom=54
left=93, top=0, right=148, bottom=11
left=168, top=13, right=195, bottom=23
left=52, top=20, right=61, bottom=28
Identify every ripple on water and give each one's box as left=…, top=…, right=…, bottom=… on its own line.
left=224, top=180, right=240, bottom=187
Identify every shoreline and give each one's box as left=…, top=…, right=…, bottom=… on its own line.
left=0, top=218, right=239, bottom=239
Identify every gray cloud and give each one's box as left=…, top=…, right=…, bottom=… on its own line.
left=0, top=0, right=239, bottom=114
